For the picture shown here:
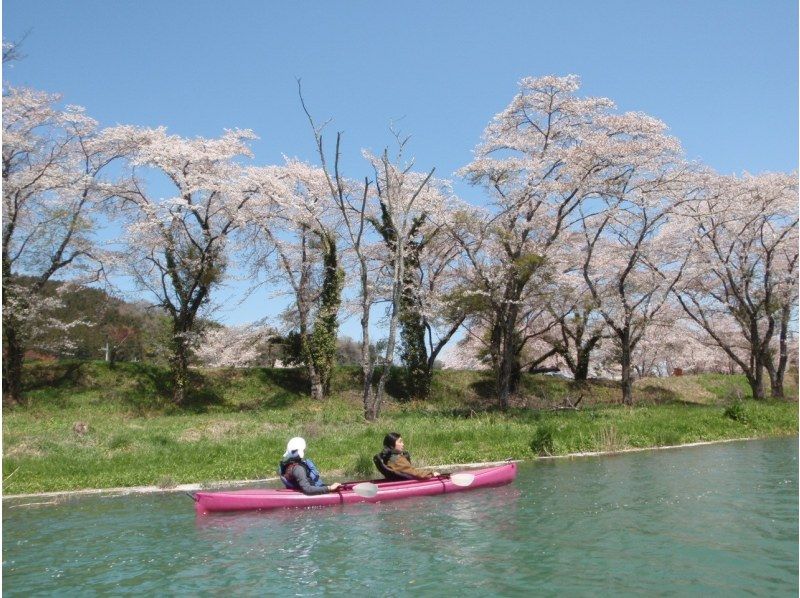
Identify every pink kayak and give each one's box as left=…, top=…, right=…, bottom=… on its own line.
left=194, top=462, right=516, bottom=514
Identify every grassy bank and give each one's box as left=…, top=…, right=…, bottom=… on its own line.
left=3, top=361, right=797, bottom=494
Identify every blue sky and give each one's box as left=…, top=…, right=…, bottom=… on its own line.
left=4, top=0, right=798, bottom=334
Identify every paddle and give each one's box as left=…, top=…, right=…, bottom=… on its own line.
left=341, top=482, right=379, bottom=498
left=444, top=472, right=475, bottom=487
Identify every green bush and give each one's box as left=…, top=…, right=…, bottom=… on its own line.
left=724, top=400, right=749, bottom=424
left=530, top=423, right=558, bottom=456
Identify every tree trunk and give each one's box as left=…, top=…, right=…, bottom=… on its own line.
left=371, top=261, right=403, bottom=420
left=767, top=304, right=791, bottom=399
left=309, top=370, right=324, bottom=402
left=2, top=254, right=23, bottom=405
left=493, top=301, right=523, bottom=410
left=496, top=323, right=515, bottom=411
left=400, top=311, right=430, bottom=399
left=171, top=336, right=189, bottom=405
left=302, top=352, right=323, bottom=401
left=310, top=235, right=343, bottom=398
left=3, top=321, right=24, bottom=406
left=620, top=340, right=633, bottom=406
left=574, top=349, right=591, bottom=381
left=746, top=372, right=765, bottom=401
left=749, top=337, right=767, bottom=400
left=393, top=236, right=430, bottom=400
left=359, top=264, right=376, bottom=421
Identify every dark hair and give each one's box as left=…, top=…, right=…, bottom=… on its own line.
left=383, top=432, right=402, bottom=449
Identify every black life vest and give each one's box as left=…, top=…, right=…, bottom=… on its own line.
left=373, top=449, right=416, bottom=481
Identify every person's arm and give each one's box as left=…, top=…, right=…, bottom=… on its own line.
left=388, top=454, right=435, bottom=480
left=292, top=466, right=337, bottom=495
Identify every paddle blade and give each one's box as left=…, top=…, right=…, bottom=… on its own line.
left=350, top=482, right=379, bottom=498
left=449, top=473, right=475, bottom=487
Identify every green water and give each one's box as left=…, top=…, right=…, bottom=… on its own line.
left=3, top=437, right=797, bottom=596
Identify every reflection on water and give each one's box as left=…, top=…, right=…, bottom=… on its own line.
left=3, top=438, right=798, bottom=596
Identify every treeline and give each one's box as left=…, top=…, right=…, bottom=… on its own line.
left=3, top=61, right=797, bottom=417
left=8, top=276, right=387, bottom=370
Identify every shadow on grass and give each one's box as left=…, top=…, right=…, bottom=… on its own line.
left=24, top=360, right=85, bottom=391
left=468, top=377, right=496, bottom=401
left=218, top=367, right=311, bottom=411
left=256, top=367, right=309, bottom=395
left=179, top=390, right=224, bottom=413
left=636, top=384, right=708, bottom=406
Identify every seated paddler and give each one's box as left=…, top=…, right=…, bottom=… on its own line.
left=375, top=432, right=441, bottom=481
left=279, top=437, right=341, bottom=495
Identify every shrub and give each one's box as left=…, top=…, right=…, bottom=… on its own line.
left=724, top=400, right=749, bottom=424
left=530, top=423, right=558, bottom=456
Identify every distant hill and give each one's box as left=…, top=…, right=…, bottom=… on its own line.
left=9, top=276, right=172, bottom=364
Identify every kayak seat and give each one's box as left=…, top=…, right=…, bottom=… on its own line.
left=373, top=454, right=416, bottom=481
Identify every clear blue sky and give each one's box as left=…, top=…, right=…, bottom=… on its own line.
left=4, top=0, right=798, bottom=331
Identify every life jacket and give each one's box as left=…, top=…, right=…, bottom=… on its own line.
left=373, top=449, right=416, bottom=481
left=278, top=457, right=324, bottom=490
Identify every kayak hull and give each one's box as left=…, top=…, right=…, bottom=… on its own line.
left=194, top=462, right=516, bottom=514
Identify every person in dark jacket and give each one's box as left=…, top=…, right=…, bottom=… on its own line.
left=278, top=437, right=341, bottom=495
left=378, top=432, right=440, bottom=480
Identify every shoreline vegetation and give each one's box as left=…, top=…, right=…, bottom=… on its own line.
left=3, top=437, right=772, bottom=501
left=3, top=361, right=797, bottom=496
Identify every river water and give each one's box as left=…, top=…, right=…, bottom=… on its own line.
left=3, top=437, right=797, bottom=596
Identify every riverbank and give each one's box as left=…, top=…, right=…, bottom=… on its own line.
left=3, top=361, right=797, bottom=494
left=4, top=437, right=768, bottom=502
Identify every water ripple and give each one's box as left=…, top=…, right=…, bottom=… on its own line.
left=3, top=437, right=797, bottom=596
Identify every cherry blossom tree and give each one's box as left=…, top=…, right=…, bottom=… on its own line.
left=541, top=262, right=608, bottom=380
left=2, top=86, right=128, bottom=404
left=674, top=172, right=798, bottom=399
left=410, top=215, right=468, bottom=388
left=241, top=160, right=344, bottom=400
left=765, top=203, right=799, bottom=397
left=458, top=75, right=683, bottom=408
left=576, top=113, right=690, bottom=404
left=295, top=87, right=390, bottom=418
left=370, top=134, right=465, bottom=400
left=363, top=143, right=456, bottom=416
left=628, top=301, right=723, bottom=377
left=111, top=126, right=258, bottom=404
left=296, top=87, right=459, bottom=419
left=580, top=187, right=691, bottom=404
left=194, top=323, right=276, bottom=368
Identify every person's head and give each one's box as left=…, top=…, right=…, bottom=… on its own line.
left=284, top=436, right=306, bottom=459
left=383, top=432, right=404, bottom=452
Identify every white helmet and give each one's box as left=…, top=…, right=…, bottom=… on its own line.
left=285, top=436, right=306, bottom=458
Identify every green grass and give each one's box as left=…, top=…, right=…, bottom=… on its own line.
left=3, top=361, right=797, bottom=494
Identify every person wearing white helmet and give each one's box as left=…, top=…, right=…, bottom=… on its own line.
left=278, top=437, right=341, bottom=495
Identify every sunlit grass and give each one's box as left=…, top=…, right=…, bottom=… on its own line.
left=3, top=361, right=797, bottom=494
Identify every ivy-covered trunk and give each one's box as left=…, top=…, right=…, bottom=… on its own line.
left=399, top=268, right=430, bottom=400
left=298, top=310, right=323, bottom=402
left=309, top=235, right=343, bottom=396
left=3, top=319, right=23, bottom=406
